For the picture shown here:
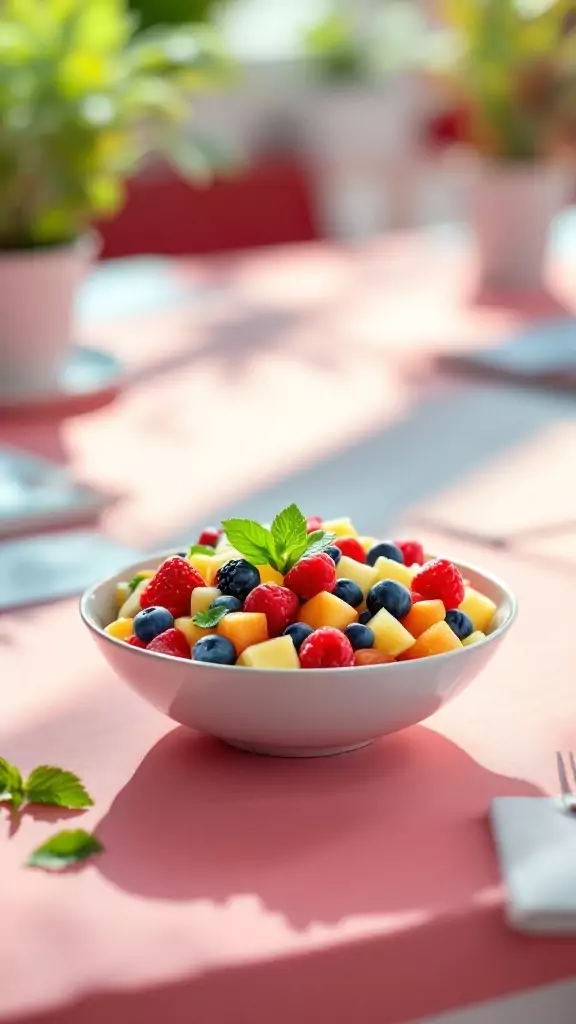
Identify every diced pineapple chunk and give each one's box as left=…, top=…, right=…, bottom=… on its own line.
left=401, top=599, right=445, bottom=638
left=462, top=630, right=486, bottom=647
left=115, top=581, right=130, bottom=611
left=190, top=586, right=220, bottom=616
left=336, top=556, right=377, bottom=595
left=373, top=556, right=416, bottom=588
left=299, top=591, right=358, bottom=631
left=118, top=577, right=152, bottom=618
left=237, top=635, right=300, bottom=669
left=217, top=612, right=269, bottom=656
left=358, top=536, right=379, bottom=554
left=322, top=516, right=359, bottom=539
left=105, top=617, right=134, bottom=641
left=257, top=564, right=284, bottom=586
left=188, top=552, right=233, bottom=586
left=175, top=617, right=215, bottom=646
left=400, top=621, right=462, bottom=660
left=458, top=587, right=497, bottom=633
left=369, top=608, right=415, bottom=657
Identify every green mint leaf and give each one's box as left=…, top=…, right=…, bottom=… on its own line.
left=220, top=518, right=275, bottom=568
left=25, top=766, right=94, bottom=810
left=128, top=573, right=148, bottom=594
left=192, top=605, right=229, bottom=628
left=0, top=757, right=24, bottom=810
left=26, top=830, right=103, bottom=872
left=271, top=504, right=307, bottom=569
left=301, top=530, right=337, bottom=559
left=188, top=544, right=216, bottom=557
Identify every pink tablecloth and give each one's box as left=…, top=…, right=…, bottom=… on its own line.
left=2, top=234, right=576, bottom=1024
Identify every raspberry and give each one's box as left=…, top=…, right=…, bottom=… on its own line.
left=394, top=539, right=425, bottom=566
left=126, top=635, right=147, bottom=648
left=411, top=558, right=464, bottom=610
left=141, top=557, right=204, bottom=618
left=410, top=592, right=425, bottom=604
left=306, top=516, right=323, bottom=534
left=244, top=584, right=299, bottom=637
left=334, top=536, right=366, bottom=563
left=284, top=553, right=337, bottom=601
left=198, top=526, right=221, bottom=547
left=147, top=628, right=191, bottom=659
left=299, top=627, right=354, bottom=669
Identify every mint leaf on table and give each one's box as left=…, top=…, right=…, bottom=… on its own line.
left=26, top=830, right=103, bottom=872
left=0, top=757, right=24, bottom=810
left=192, top=605, right=229, bottom=628
left=270, top=504, right=307, bottom=567
left=128, top=573, right=148, bottom=593
left=302, top=530, right=337, bottom=559
left=25, top=767, right=94, bottom=810
left=188, top=544, right=216, bottom=557
left=220, top=518, right=276, bottom=569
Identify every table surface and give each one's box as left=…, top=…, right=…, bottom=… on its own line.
left=2, top=228, right=576, bottom=1024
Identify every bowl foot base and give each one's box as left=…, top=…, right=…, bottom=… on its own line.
left=224, top=738, right=375, bottom=758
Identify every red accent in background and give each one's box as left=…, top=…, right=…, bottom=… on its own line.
left=97, top=156, right=319, bottom=258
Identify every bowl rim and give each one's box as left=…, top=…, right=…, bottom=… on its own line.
left=79, top=551, right=518, bottom=676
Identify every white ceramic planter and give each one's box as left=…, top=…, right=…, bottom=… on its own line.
left=0, top=235, right=95, bottom=397
left=472, top=163, right=570, bottom=291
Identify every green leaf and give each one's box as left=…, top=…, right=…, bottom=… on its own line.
left=270, top=504, right=307, bottom=565
left=0, top=756, right=24, bottom=810
left=188, top=543, right=216, bottom=557
left=24, top=766, right=94, bottom=810
left=220, top=518, right=276, bottom=569
left=303, top=530, right=337, bottom=559
left=26, top=829, right=103, bottom=872
left=128, top=573, right=147, bottom=593
left=192, top=605, right=229, bottom=628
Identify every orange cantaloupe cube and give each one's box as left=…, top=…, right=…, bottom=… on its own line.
left=257, top=564, right=284, bottom=585
left=105, top=617, right=134, bottom=641
left=462, top=630, right=486, bottom=647
left=458, top=588, right=497, bottom=633
left=400, top=621, right=462, bottom=660
left=190, top=586, right=220, bottom=616
left=369, top=607, right=415, bottom=657
left=237, top=635, right=300, bottom=669
left=401, top=599, right=446, bottom=638
left=217, top=612, right=269, bottom=656
left=299, top=591, right=358, bottom=631
left=354, top=649, right=395, bottom=666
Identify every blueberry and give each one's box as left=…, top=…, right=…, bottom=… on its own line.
left=283, top=622, right=314, bottom=652
left=325, top=545, right=342, bottom=565
left=367, top=580, right=411, bottom=620
left=211, top=594, right=243, bottom=613
left=333, top=578, right=363, bottom=608
left=358, top=609, right=372, bottom=625
left=133, top=605, right=174, bottom=643
left=176, top=551, right=187, bottom=558
left=215, top=559, right=260, bottom=602
left=445, top=609, right=473, bottom=641
left=366, top=541, right=404, bottom=567
left=192, top=634, right=236, bottom=666
left=344, top=623, right=374, bottom=650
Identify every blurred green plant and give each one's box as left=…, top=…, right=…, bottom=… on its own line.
left=128, top=0, right=228, bottom=33
left=0, top=0, right=233, bottom=250
left=303, top=12, right=367, bottom=82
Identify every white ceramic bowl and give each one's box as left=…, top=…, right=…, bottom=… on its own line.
left=80, top=554, right=517, bottom=758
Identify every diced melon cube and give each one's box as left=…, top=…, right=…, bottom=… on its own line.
left=458, top=587, right=497, bottom=633
left=336, top=556, right=377, bottom=595
left=188, top=552, right=231, bottom=586
left=358, top=535, right=379, bottom=553
left=118, top=577, right=152, bottom=618
left=322, top=516, right=359, bottom=538
left=174, top=616, right=215, bottom=646
left=115, top=581, right=130, bottom=611
left=462, top=630, right=486, bottom=647
left=373, top=556, right=416, bottom=588
left=299, top=591, right=358, bottom=631
left=190, top=586, right=220, bottom=616
left=257, top=564, right=284, bottom=586
left=237, top=635, right=300, bottom=669
left=369, top=608, right=415, bottom=657
left=400, top=621, right=462, bottom=660
left=354, top=649, right=395, bottom=666
left=105, top=617, right=134, bottom=641
left=217, top=612, right=269, bottom=656
left=401, top=599, right=445, bottom=638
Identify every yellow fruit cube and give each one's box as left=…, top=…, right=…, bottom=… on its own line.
left=458, top=588, right=497, bottom=633
left=237, top=635, right=300, bottom=669
left=369, top=608, right=415, bottom=657
left=299, top=591, right=358, bottom=631
left=174, top=617, right=215, bottom=646
left=400, top=621, right=462, bottom=661
left=462, top=630, right=486, bottom=647
left=105, top=617, right=134, bottom=641
left=373, top=557, right=415, bottom=588
left=401, top=599, right=445, bottom=638
left=256, top=564, right=284, bottom=586
left=322, top=516, right=359, bottom=539
left=190, top=586, right=220, bottom=616
left=115, top=581, right=130, bottom=610
left=217, top=612, right=269, bottom=656
left=336, top=555, right=377, bottom=595
left=188, top=552, right=232, bottom=586
left=118, top=577, right=152, bottom=618
left=358, top=536, right=379, bottom=554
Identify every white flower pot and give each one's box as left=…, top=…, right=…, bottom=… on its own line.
left=472, top=163, right=570, bottom=291
left=0, top=235, right=95, bottom=396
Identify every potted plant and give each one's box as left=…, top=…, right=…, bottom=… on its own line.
left=0, top=0, right=230, bottom=396
left=426, top=0, right=576, bottom=291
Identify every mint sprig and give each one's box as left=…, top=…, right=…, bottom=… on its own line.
left=127, top=573, right=148, bottom=594
left=221, top=504, right=335, bottom=574
left=0, top=758, right=93, bottom=812
left=0, top=757, right=24, bottom=810
left=27, top=829, right=103, bottom=872
left=192, top=605, right=229, bottom=628
left=188, top=544, right=216, bottom=557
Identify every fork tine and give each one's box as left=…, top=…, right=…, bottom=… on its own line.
left=556, top=751, right=572, bottom=796
left=569, top=752, right=576, bottom=786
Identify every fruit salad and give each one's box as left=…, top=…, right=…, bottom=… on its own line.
left=104, top=505, right=499, bottom=669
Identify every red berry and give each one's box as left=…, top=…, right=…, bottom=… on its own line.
left=394, top=539, right=425, bottom=566
left=284, top=553, right=337, bottom=601
left=411, top=559, right=464, bottom=610
left=141, top=557, right=204, bottom=618
left=147, top=628, right=190, bottom=659
left=299, top=627, right=354, bottom=669
left=198, top=526, right=221, bottom=547
left=126, top=635, right=147, bottom=648
left=334, top=536, right=366, bottom=563
left=244, top=584, right=299, bottom=637
left=410, top=592, right=426, bottom=604
left=306, top=516, right=323, bottom=534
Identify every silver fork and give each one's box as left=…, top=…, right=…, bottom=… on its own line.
left=556, top=751, right=576, bottom=814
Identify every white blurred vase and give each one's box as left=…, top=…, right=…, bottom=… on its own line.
left=472, top=163, right=569, bottom=292
left=0, top=235, right=95, bottom=397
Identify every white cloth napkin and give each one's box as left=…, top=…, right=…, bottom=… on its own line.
left=491, top=797, right=576, bottom=935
